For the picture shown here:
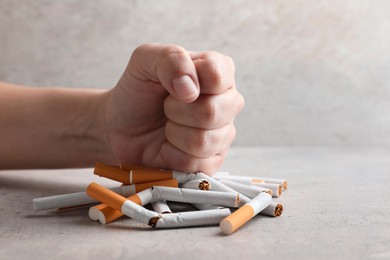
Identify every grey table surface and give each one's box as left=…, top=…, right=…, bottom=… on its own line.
left=1, top=147, right=389, bottom=260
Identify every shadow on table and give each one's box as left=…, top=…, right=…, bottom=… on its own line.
left=0, top=174, right=86, bottom=194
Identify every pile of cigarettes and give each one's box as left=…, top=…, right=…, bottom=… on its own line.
left=33, top=163, right=287, bottom=235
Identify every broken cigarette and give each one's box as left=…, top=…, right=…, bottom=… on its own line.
left=180, top=179, right=211, bottom=190
left=94, top=188, right=154, bottom=224
left=219, top=179, right=272, bottom=198
left=195, top=172, right=251, bottom=206
left=152, top=208, right=232, bottom=228
left=33, top=179, right=177, bottom=211
left=220, top=192, right=272, bottom=235
left=151, top=186, right=240, bottom=208
left=261, top=202, right=283, bottom=217
left=90, top=179, right=178, bottom=224
left=151, top=200, right=172, bottom=214
left=86, top=182, right=158, bottom=225
left=252, top=182, right=282, bottom=197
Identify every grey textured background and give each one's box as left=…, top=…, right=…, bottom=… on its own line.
left=1, top=0, right=390, bottom=147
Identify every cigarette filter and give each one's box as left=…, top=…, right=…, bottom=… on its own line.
left=252, top=182, right=282, bottom=197
left=151, top=200, right=172, bottom=214
left=152, top=208, right=232, bottom=228
left=180, top=179, right=211, bottom=190
left=152, top=186, right=240, bottom=208
left=86, top=182, right=158, bottom=225
left=261, top=202, right=283, bottom=217
left=195, top=172, right=251, bottom=206
left=220, top=192, right=272, bottom=235
left=219, top=179, right=272, bottom=198
left=95, top=162, right=198, bottom=184
left=94, top=162, right=173, bottom=184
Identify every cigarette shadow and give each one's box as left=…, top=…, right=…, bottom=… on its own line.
left=0, top=174, right=86, bottom=194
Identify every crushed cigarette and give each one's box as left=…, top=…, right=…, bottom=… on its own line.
left=33, top=163, right=288, bottom=235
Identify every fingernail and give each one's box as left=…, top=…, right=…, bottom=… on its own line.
left=172, top=75, right=199, bottom=100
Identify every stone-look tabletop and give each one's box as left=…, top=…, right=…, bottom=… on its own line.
left=1, top=147, right=389, bottom=259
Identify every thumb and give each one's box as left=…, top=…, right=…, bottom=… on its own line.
left=129, top=43, right=200, bottom=103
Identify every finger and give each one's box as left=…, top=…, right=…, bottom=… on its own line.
left=160, top=141, right=228, bottom=174
left=191, top=51, right=236, bottom=95
left=165, top=121, right=236, bottom=158
left=164, top=88, right=245, bottom=129
left=128, top=43, right=200, bottom=103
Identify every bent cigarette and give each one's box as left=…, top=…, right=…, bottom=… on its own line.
left=219, top=179, right=272, bottom=198
left=152, top=186, right=240, bottom=208
left=195, top=172, right=251, bottom=206
left=252, top=182, right=282, bottom=197
left=151, top=200, right=172, bottom=214
left=220, top=192, right=272, bottom=235
left=95, top=162, right=198, bottom=184
left=151, top=208, right=232, bottom=228
left=212, top=175, right=264, bottom=186
left=91, top=179, right=178, bottom=224
left=95, top=188, right=154, bottom=224
left=34, top=179, right=177, bottom=212
left=261, top=202, right=283, bottom=217
left=180, top=179, right=211, bottom=190
left=87, top=182, right=158, bottom=225
left=259, top=177, right=288, bottom=190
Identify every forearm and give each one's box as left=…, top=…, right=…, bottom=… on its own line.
left=0, top=82, right=113, bottom=169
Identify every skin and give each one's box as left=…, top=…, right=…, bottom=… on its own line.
left=0, top=43, right=244, bottom=174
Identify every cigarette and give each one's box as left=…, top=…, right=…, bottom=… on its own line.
left=86, top=182, right=158, bottom=225
left=152, top=186, right=240, bottom=208
left=151, top=208, right=232, bottom=228
left=219, top=179, right=272, bottom=198
left=261, top=202, right=283, bottom=217
left=252, top=182, right=282, bottom=197
left=180, top=179, right=211, bottom=190
left=195, top=172, right=251, bottom=206
left=259, top=177, right=288, bottom=190
left=96, top=189, right=154, bottom=224
left=212, top=175, right=264, bottom=186
left=94, top=162, right=198, bottom=184
left=33, top=186, right=122, bottom=211
left=220, top=192, right=272, bottom=235
left=90, top=179, right=178, bottom=224
left=33, top=179, right=177, bottom=211
left=151, top=200, right=172, bottom=214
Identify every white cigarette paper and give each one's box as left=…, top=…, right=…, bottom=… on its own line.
left=153, top=208, right=231, bottom=228
left=152, top=186, right=240, bottom=208
left=219, top=179, right=272, bottom=198
left=180, top=179, right=210, bottom=190
left=151, top=200, right=172, bottom=214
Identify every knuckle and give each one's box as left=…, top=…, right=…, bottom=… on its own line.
left=203, top=59, right=222, bottom=87
left=192, top=129, right=209, bottom=155
left=196, top=98, right=217, bottom=126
